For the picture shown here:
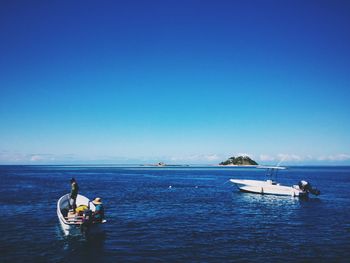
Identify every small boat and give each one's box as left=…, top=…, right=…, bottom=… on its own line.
left=230, top=166, right=320, bottom=197
left=57, top=193, right=106, bottom=236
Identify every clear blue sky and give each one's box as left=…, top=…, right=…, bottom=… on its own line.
left=1, top=0, right=350, bottom=164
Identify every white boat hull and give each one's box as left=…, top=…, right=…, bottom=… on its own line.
left=230, top=179, right=307, bottom=197
left=57, top=194, right=106, bottom=236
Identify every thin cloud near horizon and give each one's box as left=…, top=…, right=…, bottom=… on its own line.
left=1, top=151, right=350, bottom=165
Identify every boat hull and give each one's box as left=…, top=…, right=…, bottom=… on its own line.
left=57, top=194, right=106, bottom=236
left=230, top=179, right=307, bottom=197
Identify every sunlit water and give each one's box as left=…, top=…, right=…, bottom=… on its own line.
left=0, top=165, right=349, bottom=262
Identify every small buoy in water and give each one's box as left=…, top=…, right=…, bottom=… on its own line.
left=169, top=185, right=172, bottom=189
left=195, top=186, right=198, bottom=188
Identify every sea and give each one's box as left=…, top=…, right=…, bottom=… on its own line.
left=0, top=165, right=349, bottom=262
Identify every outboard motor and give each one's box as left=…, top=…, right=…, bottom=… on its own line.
left=298, top=180, right=320, bottom=196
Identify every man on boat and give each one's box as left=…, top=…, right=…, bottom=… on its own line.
left=69, top=178, right=79, bottom=211
left=92, top=197, right=104, bottom=223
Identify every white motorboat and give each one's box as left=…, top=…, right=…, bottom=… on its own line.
left=230, top=166, right=320, bottom=197
left=57, top=193, right=106, bottom=235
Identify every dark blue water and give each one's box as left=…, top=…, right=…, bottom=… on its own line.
left=0, top=165, right=349, bottom=262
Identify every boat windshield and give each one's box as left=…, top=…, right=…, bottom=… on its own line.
left=258, top=166, right=287, bottom=181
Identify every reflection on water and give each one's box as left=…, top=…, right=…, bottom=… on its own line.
left=237, top=191, right=300, bottom=204
left=56, top=223, right=107, bottom=262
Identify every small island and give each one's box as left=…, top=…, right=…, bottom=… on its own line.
left=219, top=156, right=258, bottom=166
left=141, top=162, right=189, bottom=167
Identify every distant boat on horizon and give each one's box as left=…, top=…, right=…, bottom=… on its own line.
left=141, top=162, right=189, bottom=167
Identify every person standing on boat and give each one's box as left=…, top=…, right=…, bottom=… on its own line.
left=92, top=197, right=104, bottom=223
left=69, top=178, right=79, bottom=211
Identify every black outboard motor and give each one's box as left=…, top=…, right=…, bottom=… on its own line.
left=298, top=180, right=320, bottom=196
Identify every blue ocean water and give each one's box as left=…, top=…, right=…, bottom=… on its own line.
left=0, top=165, right=349, bottom=262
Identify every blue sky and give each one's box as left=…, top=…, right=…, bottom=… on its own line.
left=1, top=0, right=350, bottom=164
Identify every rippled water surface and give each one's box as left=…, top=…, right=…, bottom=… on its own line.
left=1, top=165, right=350, bottom=262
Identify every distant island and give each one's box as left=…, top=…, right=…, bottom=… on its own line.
left=142, top=162, right=189, bottom=167
left=154, top=162, right=166, bottom=167
left=219, top=156, right=258, bottom=166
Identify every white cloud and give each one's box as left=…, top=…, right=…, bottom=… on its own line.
left=259, top=154, right=276, bottom=162
left=1, top=150, right=350, bottom=165
left=256, top=153, right=350, bottom=164
left=305, top=155, right=314, bottom=160
left=0, top=151, right=26, bottom=162
left=0, top=151, right=72, bottom=164
left=236, top=153, right=254, bottom=159
left=277, top=153, right=302, bottom=162
left=257, top=153, right=303, bottom=164
left=169, top=154, right=222, bottom=163
left=204, top=154, right=221, bottom=161
left=30, top=155, right=45, bottom=162
left=317, top=154, right=350, bottom=161
left=256, top=153, right=302, bottom=164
